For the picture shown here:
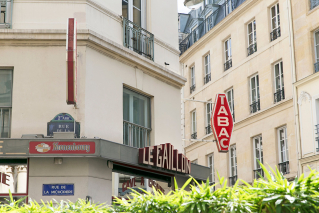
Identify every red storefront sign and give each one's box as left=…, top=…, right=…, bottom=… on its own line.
left=138, top=143, right=191, bottom=174
left=29, top=142, right=95, bottom=154
left=66, top=18, right=77, bottom=105
left=211, top=93, right=234, bottom=152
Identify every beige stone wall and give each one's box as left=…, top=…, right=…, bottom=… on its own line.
left=181, top=0, right=297, bottom=185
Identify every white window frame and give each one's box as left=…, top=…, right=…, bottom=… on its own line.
left=278, top=126, right=288, bottom=163
left=250, top=74, right=260, bottom=104
left=192, top=25, right=198, bottom=43
left=206, top=102, right=212, bottom=128
left=247, top=20, right=256, bottom=47
left=207, top=154, right=214, bottom=183
left=274, top=61, right=284, bottom=92
left=122, top=0, right=146, bottom=28
left=0, top=70, right=12, bottom=138
left=270, top=3, right=280, bottom=31
left=315, top=30, right=319, bottom=63
left=204, top=54, right=211, bottom=75
left=191, top=66, right=195, bottom=86
left=226, top=88, right=235, bottom=121
left=225, top=38, right=232, bottom=62
left=225, top=0, right=233, bottom=16
left=206, top=12, right=213, bottom=31
left=191, top=110, right=197, bottom=134
left=229, top=145, right=237, bottom=177
left=253, top=135, right=263, bottom=170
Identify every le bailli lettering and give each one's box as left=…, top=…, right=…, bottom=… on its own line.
left=53, top=143, right=90, bottom=153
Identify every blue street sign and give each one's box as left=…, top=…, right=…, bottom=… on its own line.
left=42, top=184, right=74, bottom=196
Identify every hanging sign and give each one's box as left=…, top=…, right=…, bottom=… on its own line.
left=211, top=93, right=234, bottom=152
left=138, top=143, right=191, bottom=174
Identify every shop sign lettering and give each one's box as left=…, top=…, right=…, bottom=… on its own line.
left=29, top=141, right=95, bottom=154
left=43, top=184, right=74, bottom=196
left=122, top=177, right=165, bottom=194
left=0, top=172, right=10, bottom=186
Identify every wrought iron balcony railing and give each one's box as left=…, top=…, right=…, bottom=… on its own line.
left=204, top=73, right=211, bottom=84
left=229, top=175, right=237, bottom=186
left=315, top=62, right=319, bottom=73
left=123, top=17, right=154, bottom=61
left=224, top=59, right=232, bottom=71
left=191, top=132, right=197, bottom=139
left=274, top=88, right=285, bottom=103
left=190, top=84, right=196, bottom=94
left=247, top=43, right=257, bottom=56
left=310, top=0, right=319, bottom=10
left=254, top=168, right=264, bottom=179
left=123, top=120, right=151, bottom=148
left=206, top=125, right=212, bottom=135
left=278, top=161, right=289, bottom=175
left=270, top=27, right=281, bottom=42
left=250, top=100, right=260, bottom=113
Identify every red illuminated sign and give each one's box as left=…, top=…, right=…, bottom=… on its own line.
left=29, top=142, right=95, bottom=154
left=211, top=93, right=234, bottom=152
left=66, top=18, right=77, bottom=105
left=138, top=143, right=191, bottom=174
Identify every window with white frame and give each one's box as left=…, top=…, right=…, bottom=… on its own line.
left=0, top=70, right=12, bottom=138
left=253, top=135, right=263, bottom=178
left=315, top=99, right=319, bottom=152
left=191, top=110, right=197, bottom=139
left=208, top=154, right=214, bottom=183
left=271, top=3, right=280, bottom=31
left=206, top=102, right=212, bottom=134
left=250, top=74, right=260, bottom=113
left=122, top=0, right=145, bottom=27
left=226, top=88, right=235, bottom=121
left=190, top=66, right=196, bottom=93
left=0, top=0, right=12, bottom=29
left=229, top=145, right=237, bottom=185
left=225, top=38, right=232, bottom=63
left=278, top=127, right=288, bottom=163
left=247, top=20, right=257, bottom=56
left=204, top=54, right=211, bottom=84
left=206, top=12, right=213, bottom=31
left=274, top=61, right=285, bottom=103
left=192, top=25, right=198, bottom=44
left=315, top=31, right=319, bottom=73
left=225, top=0, right=233, bottom=15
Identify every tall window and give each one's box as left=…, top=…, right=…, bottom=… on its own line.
left=226, top=88, right=235, bottom=121
left=204, top=54, right=211, bottom=84
left=274, top=61, right=285, bottom=103
left=190, top=66, right=196, bottom=93
left=315, top=31, right=319, bottom=73
left=122, top=0, right=143, bottom=26
left=0, top=0, right=12, bottom=29
left=192, top=25, right=198, bottom=44
left=225, top=0, right=233, bottom=15
left=250, top=75, right=260, bottom=113
left=247, top=20, right=257, bottom=56
left=229, top=145, right=237, bottom=186
left=206, top=102, right=212, bottom=134
left=0, top=70, right=12, bottom=138
left=270, top=3, right=280, bottom=41
left=191, top=110, right=197, bottom=139
left=224, top=38, right=232, bottom=71
left=278, top=127, right=289, bottom=174
left=123, top=88, right=151, bottom=148
left=253, top=135, right=263, bottom=179
left=208, top=154, right=214, bottom=183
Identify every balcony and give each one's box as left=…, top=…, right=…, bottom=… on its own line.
left=310, top=0, right=319, bottom=10
left=190, top=84, right=196, bottom=94
left=229, top=175, right=237, bottom=186
left=205, top=125, right=212, bottom=135
left=247, top=43, right=257, bottom=56
left=254, top=168, right=264, bottom=179
left=204, top=73, right=211, bottom=84
left=278, top=161, right=289, bottom=175
left=123, top=17, right=154, bottom=61
left=191, top=132, right=197, bottom=139
left=250, top=100, right=260, bottom=114
left=224, top=59, right=232, bottom=71
left=270, top=27, right=281, bottom=42
left=315, top=62, right=319, bottom=73
left=123, top=120, right=151, bottom=148
left=274, top=88, right=285, bottom=103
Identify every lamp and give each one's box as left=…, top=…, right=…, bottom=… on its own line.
left=184, top=0, right=204, bottom=8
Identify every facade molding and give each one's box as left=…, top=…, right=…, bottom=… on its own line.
left=154, top=37, right=180, bottom=56
left=298, top=91, right=312, bottom=106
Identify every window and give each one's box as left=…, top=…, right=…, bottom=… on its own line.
left=253, top=135, right=263, bottom=179
left=208, top=154, right=214, bottom=183
left=278, top=127, right=289, bottom=174
left=224, top=38, right=232, bottom=71
left=274, top=61, right=285, bottom=103
left=206, top=102, right=212, bottom=134
left=247, top=20, right=257, bottom=56
left=0, top=70, right=12, bottom=138
left=270, top=3, right=281, bottom=41
left=315, top=31, right=319, bottom=73
left=204, top=54, right=211, bottom=84
left=0, top=0, right=12, bottom=29
left=226, top=88, right=235, bottom=121
left=191, top=110, right=197, bottom=139
left=192, top=25, right=198, bottom=44
left=250, top=75, right=260, bottom=113
left=122, top=0, right=143, bottom=27
left=310, top=0, right=319, bottom=10
left=206, top=12, right=213, bottom=32
left=229, top=145, right=237, bottom=186
left=225, top=0, right=233, bottom=15
left=123, top=88, right=151, bottom=148
left=190, top=66, right=196, bottom=93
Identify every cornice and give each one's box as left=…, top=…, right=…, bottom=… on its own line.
left=294, top=71, right=319, bottom=87
left=154, top=37, right=180, bottom=56
left=300, top=154, right=319, bottom=165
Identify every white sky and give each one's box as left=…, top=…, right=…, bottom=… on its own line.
left=178, top=0, right=191, bottom=14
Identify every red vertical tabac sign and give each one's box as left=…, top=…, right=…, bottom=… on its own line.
left=66, top=18, right=77, bottom=105
left=211, top=93, right=234, bottom=152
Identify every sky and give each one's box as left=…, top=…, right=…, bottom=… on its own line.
left=178, top=0, right=191, bottom=14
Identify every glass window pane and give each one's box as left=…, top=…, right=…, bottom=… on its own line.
left=315, top=32, right=319, bottom=45
left=271, top=6, right=276, bottom=18
left=1, top=108, right=10, bottom=138
left=248, top=23, right=252, bottom=34
left=316, top=46, right=319, bottom=61
left=0, top=70, right=12, bottom=107
left=133, top=8, right=141, bottom=26
left=133, top=0, right=141, bottom=9
left=122, top=0, right=128, bottom=19
left=123, top=93, right=130, bottom=121
left=272, top=17, right=276, bottom=29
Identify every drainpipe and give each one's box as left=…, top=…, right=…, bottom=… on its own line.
left=181, top=63, right=186, bottom=154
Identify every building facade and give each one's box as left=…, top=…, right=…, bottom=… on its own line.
left=180, top=0, right=298, bottom=185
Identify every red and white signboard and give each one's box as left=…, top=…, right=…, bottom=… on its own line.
left=29, top=141, right=95, bottom=154
left=211, top=93, right=234, bottom=152
left=66, top=18, right=77, bottom=105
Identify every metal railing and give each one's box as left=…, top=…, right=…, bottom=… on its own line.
left=123, top=17, right=154, bottom=61
left=315, top=62, right=319, bottom=73
left=204, top=73, right=211, bottom=84
left=310, top=0, right=319, bottom=10
left=274, top=88, right=285, bottom=103
left=191, top=132, right=197, bottom=139
left=254, top=168, right=264, bottom=179
left=247, top=43, right=257, bottom=56
left=190, top=84, right=196, bottom=94
left=250, top=100, right=260, bottom=113
left=229, top=175, right=237, bottom=186
left=123, top=120, right=151, bottom=148
left=224, top=59, right=232, bottom=71
left=315, top=124, right=319, bottom=152
left=206, top=125, right=212, bottom=135
left=278, top=161, right=289, bottom=175
left=270, top=27, right=281, bottom=42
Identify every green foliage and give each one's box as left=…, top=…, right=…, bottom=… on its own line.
left=2, top=163, right=319, bottom=212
